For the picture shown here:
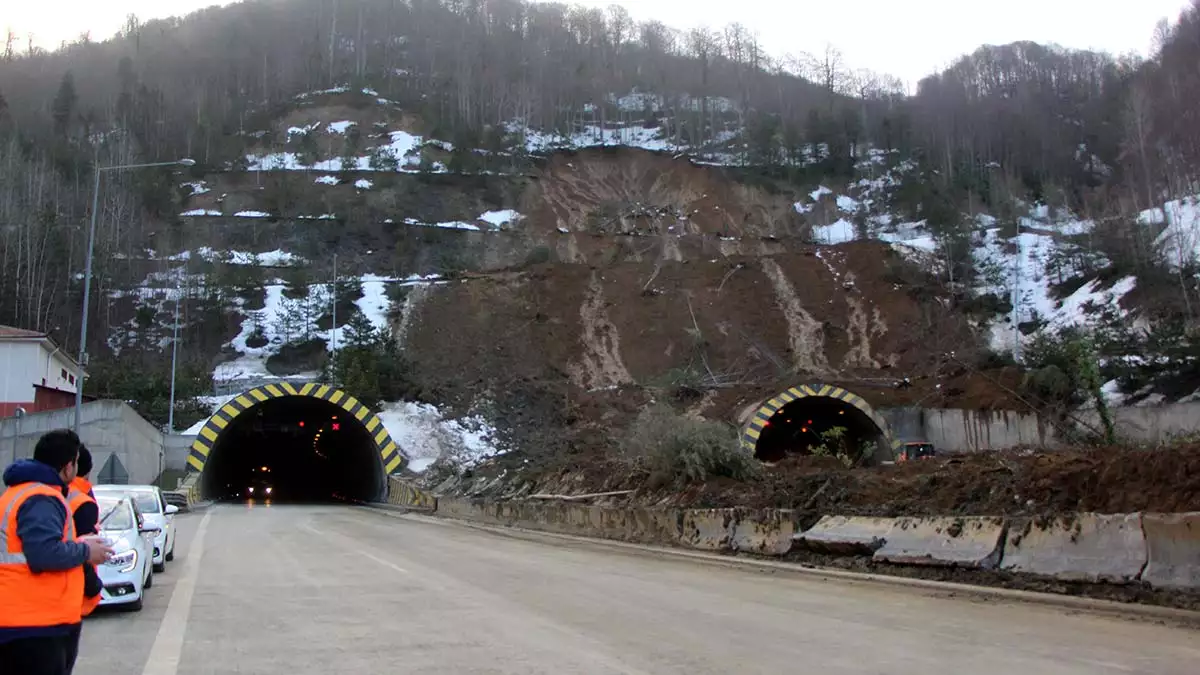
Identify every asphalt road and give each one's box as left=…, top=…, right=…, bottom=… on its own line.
left=77, top=504, right=1199, bottom=674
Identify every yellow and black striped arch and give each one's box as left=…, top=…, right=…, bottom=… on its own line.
left=741, top=383, right=900, bottom=454
left=187, top=382, right=405, bottom=475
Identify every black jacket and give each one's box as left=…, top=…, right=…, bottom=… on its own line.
left=72, top=493, right=103, bottom=600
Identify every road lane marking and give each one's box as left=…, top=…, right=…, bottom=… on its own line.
left=141, top=509, right=213, bottom=675
left=302, top=519, right=408, bottom=574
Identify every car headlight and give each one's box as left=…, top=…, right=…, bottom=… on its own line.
left=106, top=549, right=138, bottom=573
left=265, top=487, right=272, bottom=495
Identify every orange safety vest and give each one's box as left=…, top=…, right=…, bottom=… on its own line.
left=0, top=481, right=85, bottom=628
left=67, top=478, right=101, bottom=617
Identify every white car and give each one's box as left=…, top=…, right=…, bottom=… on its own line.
left=94, top=485, right=178, bottom=572
left=93, top=495, right=158, bottom=611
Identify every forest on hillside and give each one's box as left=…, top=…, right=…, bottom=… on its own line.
left=1, top=0, right=1200, bottom=360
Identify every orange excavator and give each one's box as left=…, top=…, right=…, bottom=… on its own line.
left=896, top=441, right=937, bottom=463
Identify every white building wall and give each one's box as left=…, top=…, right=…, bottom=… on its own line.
left=0, top=342, right=42, bottom=403
left=37, top=345, right=79, bottom=395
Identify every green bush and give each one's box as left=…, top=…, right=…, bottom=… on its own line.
left=623, top=405, right=758, bottom=485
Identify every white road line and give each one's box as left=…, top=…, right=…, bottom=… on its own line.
left=302, top=519, right=408, bottom=574
left=140, top=509, right=213, bottom=675
left=359, top=550, right=409, bottom=574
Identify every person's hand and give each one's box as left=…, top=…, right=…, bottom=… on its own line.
left=82, top=537, right=114, bottom=565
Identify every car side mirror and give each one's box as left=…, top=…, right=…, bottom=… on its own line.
left=165, top=505, right=179, bottom=515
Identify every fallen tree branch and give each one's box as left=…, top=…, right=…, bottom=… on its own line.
left=528, top=490, right=636, bottom=501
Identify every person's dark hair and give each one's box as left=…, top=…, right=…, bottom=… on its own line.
left=34, top=429, right=81, bottom=472
left=76, top=444, right=93, bottom=477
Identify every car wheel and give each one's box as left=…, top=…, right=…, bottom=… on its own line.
left=154, top=561, right=166, bottom=573
left=165, top=540, right=175, bottom=562
left=127, top=595, right=144, bottom=612
left=145, top=567, right=154, bottom=588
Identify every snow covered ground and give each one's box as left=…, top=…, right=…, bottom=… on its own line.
left=216, top=273, right=445, bottom=387
left=376, top=401, right=505, bottom=472
left=1141, top=195, right=1200, bottom=271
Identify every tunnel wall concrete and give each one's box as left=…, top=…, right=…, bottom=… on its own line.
left=877, top=407, right=1057, bottom=453
left=878, top=400, right=1200, bottom=453
left=165, top=434, right=197, bottom=472
left=0, top=400, right=165, bottom=484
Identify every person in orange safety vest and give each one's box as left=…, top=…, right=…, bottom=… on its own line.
left=65, top=443, right=103, bottom=671
left=0, top=430, right=113, bottom=675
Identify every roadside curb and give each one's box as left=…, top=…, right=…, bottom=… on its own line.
left=359, top=504, right=1200, bottom=627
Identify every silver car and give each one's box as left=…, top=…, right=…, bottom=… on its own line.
left=93, top=495, right=157, bottom=611
left=94, top=485, right=178, bottom=572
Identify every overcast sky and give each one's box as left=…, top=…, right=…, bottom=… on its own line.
left=5, top=0, right=1191, bottom=84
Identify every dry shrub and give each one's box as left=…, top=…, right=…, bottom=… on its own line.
left=623, top=404, right=759, bottom=485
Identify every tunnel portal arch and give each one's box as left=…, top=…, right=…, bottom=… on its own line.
left=741, top=383, right=901, bottom=462
left=187, top=382, right=404, bottom=500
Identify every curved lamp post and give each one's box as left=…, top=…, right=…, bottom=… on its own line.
left=74, top=158, right=196, bottom=434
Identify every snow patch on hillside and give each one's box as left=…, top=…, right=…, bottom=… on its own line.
left=214, top=273, right=446, bottom=387
left=479, top=210, right=523, bottom=228
left=1142, top=195, right=1200, bottom=270
left=314, top=175, right=340, bottom=185
left=328, top=120, right=356, bottom=134
left=180, top=209, right=221, bottom=216
left=377, top=401, right=505, bottom=472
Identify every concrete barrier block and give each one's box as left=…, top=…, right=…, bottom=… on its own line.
left=874, top=516, right=1007, bottom=569
left=679, top=509, right=735, bottom=551
left=794, top=515, right=894, bottom=555
left=1139, top=512, right=1200, bottom=590
left=627, top=508, right=683, bottom=545
left=1001, top=513, right=1146, bottom=583
left=730, top=509, right=796, bottom=556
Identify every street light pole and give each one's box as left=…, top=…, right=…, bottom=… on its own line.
left=74, top=158, right=196, bottom=435
left=167, top=281, right=181, bottom=433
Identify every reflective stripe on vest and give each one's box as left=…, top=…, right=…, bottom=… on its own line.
left=0, top=483, right=44, bottom=564
left=0, top=482, right=84, bottom=628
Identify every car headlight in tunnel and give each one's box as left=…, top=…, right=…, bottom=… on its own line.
left=107, top=549, right=138, bottom=573
left=248, top=487, right=254, bottom=494
left=265, top=486, right=272, bottom=495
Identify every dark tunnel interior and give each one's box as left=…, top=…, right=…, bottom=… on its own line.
left=200, top=397, right=386, bottom=502
left=753, top=397, right=886, bottom=464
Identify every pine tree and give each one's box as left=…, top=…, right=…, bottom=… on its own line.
left=343, top=310, right=377, bottom=348
left=52, top=72, right=77, bottom=137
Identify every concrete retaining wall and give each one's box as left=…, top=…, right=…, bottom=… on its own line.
left=1002, top=514, right=1147, bottom=583
left=0, top=400, right=165, bottom=484
left=386, top=476, right=437, bottom=509
left=880, top=400, right=1200, bottom=454
left=1141, top=513, right=1200, bottom=589
left=873, top=516, right=1006, bottom=569
left=431, top=497, right=1200, bottom=591
left=436, top=499, right=797, bottom=553
left=878, top=407, right=1056, bottom=453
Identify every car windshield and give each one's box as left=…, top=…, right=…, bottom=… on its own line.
left=96, top=499, right=134, bottom=531
left=97, top=488, right=160, bottom=514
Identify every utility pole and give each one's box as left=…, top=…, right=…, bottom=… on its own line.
left=167, top=280, right=181, bottom=433
left=330, top=253, right=338, bottom=385
left=1011, top=219, right=1022, bottom=363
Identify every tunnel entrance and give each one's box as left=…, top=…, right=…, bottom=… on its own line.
left=188, top=383, right=403, bottom=502
left=741, top=384, right=899, bottom=465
